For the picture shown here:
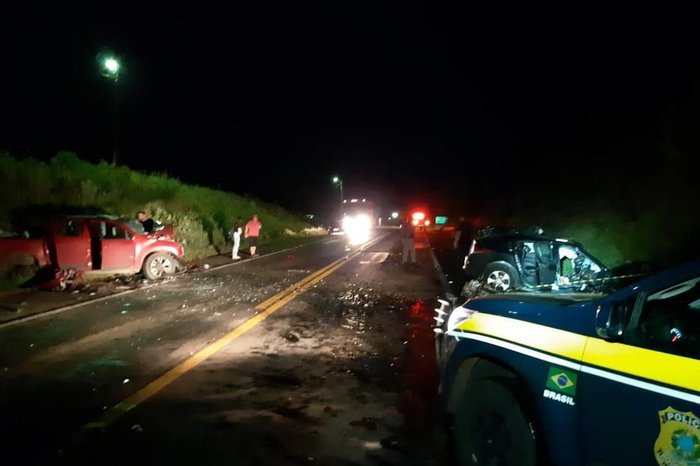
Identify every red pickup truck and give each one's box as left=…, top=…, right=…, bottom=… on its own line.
left=0, top=215, right=185, bottom=280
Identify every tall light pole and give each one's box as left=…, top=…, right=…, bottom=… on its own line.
left=99, top=54, right=120, bottom=165
left=332, top=176, right=343, bottom=208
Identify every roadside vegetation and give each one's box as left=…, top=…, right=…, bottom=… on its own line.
left=462, top=98, right=700, bottom=270
left=0, top=151, right=324, bottom=288
left=469, top=180, right=698, bottom=270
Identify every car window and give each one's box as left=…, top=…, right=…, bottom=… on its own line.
left=558, top=246, right=602, bottom=282
left=103, top=223, right=129, bottom=240
left=558, top=245, right=577, bottom=278
left=58, top=220, right=82, bottom=237
left=124, top=219, right=146, bottom=235
left=632, top=277, right=700, bottom=358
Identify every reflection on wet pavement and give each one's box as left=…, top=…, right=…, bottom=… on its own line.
left=399, top=300, right=440, bottom=432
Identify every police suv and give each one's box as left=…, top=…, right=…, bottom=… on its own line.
left=434, top=258, right=700, bottom=466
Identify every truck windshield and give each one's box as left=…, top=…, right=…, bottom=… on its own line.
left=125, top=219, right=146, bottom=235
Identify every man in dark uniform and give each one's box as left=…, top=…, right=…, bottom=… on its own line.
left=453, top=215, right=474, bottom=270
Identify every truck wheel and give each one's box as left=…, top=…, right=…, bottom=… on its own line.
left=142, top=252, right=176, bottom=280
left=453, top=379, right=537, bottom=466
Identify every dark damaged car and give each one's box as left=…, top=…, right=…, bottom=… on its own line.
left=461, top=229, right=653, bottom=298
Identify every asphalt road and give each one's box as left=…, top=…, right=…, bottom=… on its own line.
left=0, top=228, right=457, bottom=466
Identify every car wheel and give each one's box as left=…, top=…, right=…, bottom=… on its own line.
left=483, top=263, right=520, bottom=292
left=453, top=379, right=537, bottom=466
left=142, top=252, right=176, bottom=280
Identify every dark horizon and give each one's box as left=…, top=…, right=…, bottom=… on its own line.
left=2, top=2, right=700, bottom=217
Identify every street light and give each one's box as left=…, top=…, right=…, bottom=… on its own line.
left=332, top=176, right=344, bottom=207
left=98, top=53, right=120, bottom=164
left=102, top=57, right=120, bottom=80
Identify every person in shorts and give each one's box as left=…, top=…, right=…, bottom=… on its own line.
left=244, top=213, right=262, bottom=256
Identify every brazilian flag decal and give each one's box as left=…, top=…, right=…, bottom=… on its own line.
left=545, top=366, right=578, bottom=396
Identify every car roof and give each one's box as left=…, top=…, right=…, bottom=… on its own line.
left=61, top=214, right=124, bottom=221
left=478, top=232, right=584, bottom=247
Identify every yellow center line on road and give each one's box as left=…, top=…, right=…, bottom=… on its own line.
left=254, top=256, right=344, bottom=310
left=82, top=233, right=388, bottom=431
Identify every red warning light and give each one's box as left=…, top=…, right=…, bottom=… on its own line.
left=409, top=207, right=430, bottom=228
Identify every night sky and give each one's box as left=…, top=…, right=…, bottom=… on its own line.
left=2, top=2, right=699, bottom=216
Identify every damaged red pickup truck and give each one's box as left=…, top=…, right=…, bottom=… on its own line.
left=0, top=215, right=185, bottom=280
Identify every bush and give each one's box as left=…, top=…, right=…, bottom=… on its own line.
left=511, top=196, right=700, bottom=268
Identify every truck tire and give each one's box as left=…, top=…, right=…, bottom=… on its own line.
left=142, top=252, right=177, bottom=280
left=453, top=379, right=537, bottom=466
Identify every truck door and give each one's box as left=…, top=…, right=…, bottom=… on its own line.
left=96, top=221, right=135, bottom=271
left=52, top=219, right=91, bottom=269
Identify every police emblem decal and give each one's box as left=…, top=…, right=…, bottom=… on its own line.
left=654, top=407, right=700, bottom=466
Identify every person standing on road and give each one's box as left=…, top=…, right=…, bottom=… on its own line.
left=401, top=216, right=417, bottom=267
left=245, top=213, right=262, bottom=257
left=453, top=215, right=474, bottom=270
left=230, top=216, right=243, bottom=260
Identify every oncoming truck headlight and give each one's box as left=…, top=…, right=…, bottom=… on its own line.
left=343, top=214, right=371, bottom=245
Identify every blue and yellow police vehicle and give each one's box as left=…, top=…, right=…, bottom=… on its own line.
left=434, top=258, right=700, bottom=466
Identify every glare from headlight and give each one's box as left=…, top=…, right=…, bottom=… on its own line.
left=343, top=214, right=371, bottom=245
